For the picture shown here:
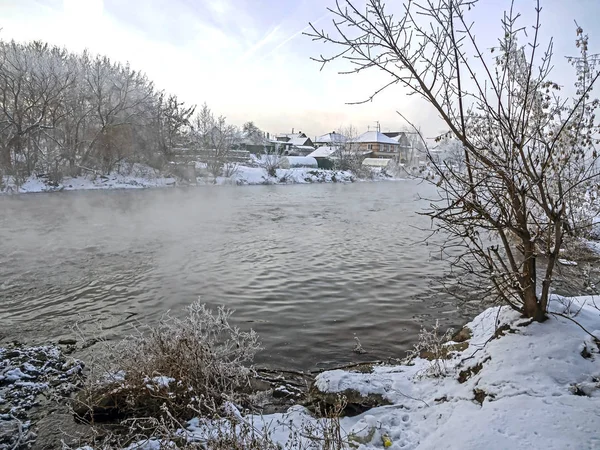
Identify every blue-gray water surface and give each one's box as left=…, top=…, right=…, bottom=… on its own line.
left=0, top=181, right=477, bottom=370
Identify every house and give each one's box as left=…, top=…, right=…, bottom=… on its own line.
left=238, top=131, right=275, bottom=155
left=383, top=131, right=413, bottom=162
left=275, top=131, right=315, bottom=156
left=314, top=132, right=346, bottom=148
left=354, top=131, right=400, bottom=159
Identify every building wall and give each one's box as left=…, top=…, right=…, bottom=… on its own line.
left=358, top=142, right=400, bottom=158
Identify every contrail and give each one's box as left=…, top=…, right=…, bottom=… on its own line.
left=260, top=12, right=331, bottom=61
left=240, top=24, right=282, bottom=62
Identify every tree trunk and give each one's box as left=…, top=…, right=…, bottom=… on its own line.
left=522, top=239, right=546, bottom=321
left=0, top=145, right=11, bottom=168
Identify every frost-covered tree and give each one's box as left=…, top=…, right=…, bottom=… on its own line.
left=335, top=125, right=364, bottom=173
left=191, top=103, right=239, bottom=180
left=0, top=39, right=195, bottom=178
left=308, top=0, right=600, bottom=321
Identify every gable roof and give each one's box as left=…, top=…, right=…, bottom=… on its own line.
left=355, top=131, right=399, bottom=145
left=308, top=146, right=339, bottom=158
left=288, top=135, right=312, bottom=147
left=315, top=132, right=347, bottom=145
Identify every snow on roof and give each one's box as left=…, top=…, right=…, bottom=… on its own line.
left=356, top=131, right=400, bottom=145
left=276, top=132, right=307, bottom=140
left=293, top=145, right=316, bottom=150
left=308, top=146, right=339, bottom=158
left=362, top=158, right=394, bottom=167
left=288, top=136, right=312, bottom=147
left=315, top=132, right=347, bottom=144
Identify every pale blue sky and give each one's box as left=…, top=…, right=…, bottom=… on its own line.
left=1, top=0, right=599, bottom=139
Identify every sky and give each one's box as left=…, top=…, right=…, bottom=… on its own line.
left=1, top=0, right=599, bottom=140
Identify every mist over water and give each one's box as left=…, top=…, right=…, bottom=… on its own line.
left=0, top=181, right=476, bottom=370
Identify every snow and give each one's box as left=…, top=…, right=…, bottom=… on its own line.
left=303, top=297, right=600, bottom=449
left=219, top=166, right=355, bottom=185
left=1, top=162, right=368, bottom=194
left=1, top=163, right=176, bottom=194
left=315, top=132, right=347, bottom=145
left=145, top=375, right=176, bottom=391
left=558, top=258, right=578, bottom=266
left=170, top=296, right=600, bottom=449
left=355, top=131, right=400, bottom=145
left=66, top=295, right=600, bottom=449
left=308, top=146, right=339, bottom=158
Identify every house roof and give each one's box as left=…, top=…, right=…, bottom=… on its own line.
left=308, top=146, right=339, bottom=158
left=240, top=131, right=270, bottom=146
left=276, top=132, right=307, bottom=140
left=315, top=132, right=346, bottom=144
left=355, top=131, right=399, bottom=145
left=288, top=136, right=312, bottom=147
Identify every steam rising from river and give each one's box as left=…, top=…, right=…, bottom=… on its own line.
left=0, top=182, right=472, bottom=370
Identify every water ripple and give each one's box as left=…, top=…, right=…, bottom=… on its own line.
left=0, top=182, right=477, bottom=370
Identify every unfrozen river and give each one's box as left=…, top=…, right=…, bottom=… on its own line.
left=0, top=181, right=479, bottom=370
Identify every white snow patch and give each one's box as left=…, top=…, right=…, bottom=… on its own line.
left=174, top=297, right=600, bottom=450
left=558, top=258, right=578, bottom=266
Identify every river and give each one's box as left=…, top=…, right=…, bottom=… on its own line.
left=0, top=181, right=480, bottom=370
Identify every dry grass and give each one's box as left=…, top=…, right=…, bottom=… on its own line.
left=75, top=301, right=260, bottom=424
left=407, top=320, right=455, bottom=377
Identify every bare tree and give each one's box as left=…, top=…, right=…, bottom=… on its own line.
left=307, top=0, right=600, bottom=321
left=257, top=141, right=285, bottom=178
left=192, top=103, right=239, bottom=181
left=335, top=124, right=363, bottom=173
left=154, top=93, right=195, bottom=161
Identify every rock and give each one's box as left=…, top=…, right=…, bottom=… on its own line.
left=58, top=339, right=77, bottom=346
left=493, top=324, right=516, bottom=339
left=31, top=411, right=93, bottom=450
left=452, top=326, right=472, bottom=343
left=309, top=383, right=391, bottom=417
left=473, top=388, right=493, bottom=405
left=458, top=356, right=491, bottom=384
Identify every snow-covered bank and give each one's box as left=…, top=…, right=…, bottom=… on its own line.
left=175, top=296, right=600, bottom=449
left=0, top=163, right=407, bottom=195
left=0, top=163, right=177, bottom=194
left=213, top=165, right=357, bottom=186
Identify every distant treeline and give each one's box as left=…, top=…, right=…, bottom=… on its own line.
left=0, top=40, right=198, bottom=181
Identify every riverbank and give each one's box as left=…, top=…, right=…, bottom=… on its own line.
left=211, top=294, right=599, bottom=450
left=0, top=163, right=402, bottom=195
left=2, top=291, right=599, bottom=449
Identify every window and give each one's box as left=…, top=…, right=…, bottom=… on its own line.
left=367, top=144, right=373, bottom=150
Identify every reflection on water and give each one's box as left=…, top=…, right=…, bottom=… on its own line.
left=0, top=182, right=479, bottom=370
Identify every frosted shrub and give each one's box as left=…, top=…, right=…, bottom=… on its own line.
left=78, top=301, right=261, bottom=423
left=408, top=321, right=455, bottom=378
